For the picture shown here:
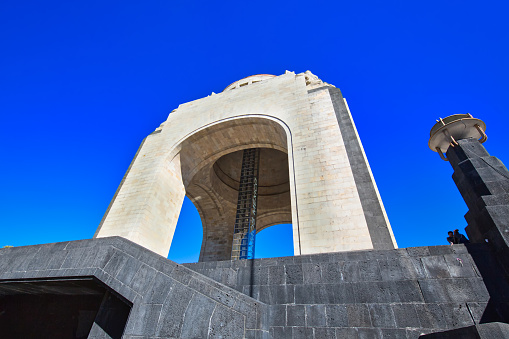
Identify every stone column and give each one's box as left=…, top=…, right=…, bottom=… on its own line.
left=446, top=138, right=509, bottom=263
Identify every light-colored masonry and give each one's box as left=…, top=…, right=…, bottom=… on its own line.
left=95, top=71, right=397, bottom=260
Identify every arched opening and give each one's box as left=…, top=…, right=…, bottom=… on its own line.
left=167, top=196, right=203, bottom=264
left=255, top=223, right=294, bottom=259
left=177, top=117, right=295, bottom=262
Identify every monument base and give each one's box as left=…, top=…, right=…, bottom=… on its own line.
left=1, top=237, right=508, bottom=338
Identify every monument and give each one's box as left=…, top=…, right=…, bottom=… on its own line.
left=1, top=72, right=509, bottom=338
left=94, top=71, right=397, bottom=261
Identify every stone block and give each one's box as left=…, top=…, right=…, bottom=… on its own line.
left=268, top=284, right=294, bottom=304
left=268, top=305, right=286, bottom=326
left=415, top=303, right=447, bottom=329
left=392, top=303, right=421, bottom=328
left=347, top=304, right=371, bottom=327
left=309, top=284, right=334, bottom=304
left=294, top=284, right=314, bottom=304
left=270, top=326, right=292, bottom=339
left=395, top=280, right=424, bottom=302
left=325, top=304, right=348, bottom=327
left=358, top=260, right=382, bottom=281
left=103, top=249, right=129, bottom=277
left=303, top=263, right=323, bottom=284
left=341, top=261, right=360, bottom=282
left=477, top=322, right=509, bottom=338
left=129, top=303, right=162, bottom=336
left=237, top=266, right=252, bottom=286
left=335, top=327, right=358, bottom=338
left=378, top=258, right=406, bottom=281
left=292, top=326, right=314, bottom=339
left=380, top=328, right=408, bottom=339
left=368, top=303, right=396, bottom=328
left=305, top=304, right=326, bottom=326
left=252, top=266, right=269, bottom=285
left=309, top=253, right=331, bottom=263
left=314, top=327, right=336, bottom=339
left=180, top=293, right=217, bottom=338
left=466, top=302, right=488, bottom=324
left=208, top=304, right=244, bottom=339
left=285, top=264, right=304, bottom=285
left=421, top=256, right=451, bottom=279
left=156, top=283, right=195, bottom=337
left=357, top=327, right=382, bottom=338
left=287, top=305, right=305, bottom=326
left=439, top=303, right=474, bottom=328
left=268, top=265, right=285, bottom=285
left=427, top=246, right=454, bottom=256
left=443, top=277, right=489, bottom=303
left=320, top=262, right=342, bottom=283
left=144, top=272, right=174, bottom=303
left=115, top=255, right=143, bottom=286
left=233, top=299, right=259, bottom=329
left=171, top=264, right=192, bottom=285
left=443, top=254, right=477, bottom=278
left=130, top=264, right=157, bottom=295
left=330, top=283, right=356, bottom=304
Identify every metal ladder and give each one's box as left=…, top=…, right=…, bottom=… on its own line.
left=231, top=148, right=260, bottom=260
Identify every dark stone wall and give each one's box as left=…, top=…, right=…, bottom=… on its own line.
left=0, top=237, right=267, bottom=339
left=420, top=322, right=509, bottom=338
left=185, top=243, right=509, bottom=338
left=2, top=237, right=508, bottom=338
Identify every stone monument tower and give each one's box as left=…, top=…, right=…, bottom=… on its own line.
left=94, top=71, right=397, bottom=260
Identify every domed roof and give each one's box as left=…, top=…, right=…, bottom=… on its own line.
left=223, top=74, right=276, bottom=92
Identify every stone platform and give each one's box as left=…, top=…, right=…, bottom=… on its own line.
left=1, top=237, right=509, bottom=338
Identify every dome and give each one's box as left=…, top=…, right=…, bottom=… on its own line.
left=222, top=74, right=276, bottom=92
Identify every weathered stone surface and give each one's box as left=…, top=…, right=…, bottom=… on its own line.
left=95, top=72, right=397, bottom=259
left=2, top=237, right=509, bottom=338
left=0, top=237, right=267, bottom=339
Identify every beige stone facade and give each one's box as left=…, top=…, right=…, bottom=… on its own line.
left=95, top=71, right=397, bottom=260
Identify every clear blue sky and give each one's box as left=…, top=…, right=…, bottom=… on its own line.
left=1, top=0, right=508, bottom=263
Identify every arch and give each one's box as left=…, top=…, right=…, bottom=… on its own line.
left=176, top=116, right=297, bottom=261
left=95, top=72, right=394, bottom=260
